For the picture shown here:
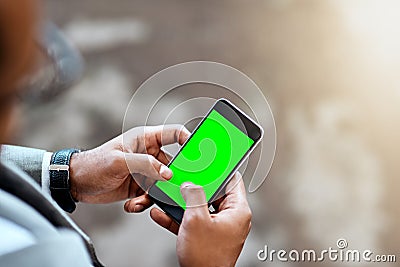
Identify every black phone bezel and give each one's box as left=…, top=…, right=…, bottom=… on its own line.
left=148, top=98, right=263, bottom=224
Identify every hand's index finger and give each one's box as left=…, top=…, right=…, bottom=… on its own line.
left=155, top=124, right=190, bottom=146
left=150, top=207, right=180, bottom=235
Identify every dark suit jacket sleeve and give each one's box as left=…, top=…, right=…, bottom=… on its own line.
left=0, top=145, right=46, bottom=185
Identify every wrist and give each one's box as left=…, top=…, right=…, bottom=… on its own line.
left=69, top=151, right=86, bottom=202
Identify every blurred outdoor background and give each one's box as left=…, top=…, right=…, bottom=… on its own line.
left=15, top=0, right=399, bottom=266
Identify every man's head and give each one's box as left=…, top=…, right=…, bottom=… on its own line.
left=0, top=0, right=36, bottom=143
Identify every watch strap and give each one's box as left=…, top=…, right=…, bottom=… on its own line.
left=49, top=148, right=80, bottom=213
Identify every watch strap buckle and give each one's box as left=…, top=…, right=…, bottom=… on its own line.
left=49, top=164, right=70, bottom=172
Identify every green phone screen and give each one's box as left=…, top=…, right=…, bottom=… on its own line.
left=155, top=109, right=254, bottom=209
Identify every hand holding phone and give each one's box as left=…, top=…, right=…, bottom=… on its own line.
left=150, top=172, right=252, bottom=267
left=149, top=98, right=263, bottom=223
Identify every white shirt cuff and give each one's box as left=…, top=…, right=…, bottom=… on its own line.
left=41, top=152, right=53, bottom=196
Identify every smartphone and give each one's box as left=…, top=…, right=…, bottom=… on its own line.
left=149, top=98, right=263, bottom=224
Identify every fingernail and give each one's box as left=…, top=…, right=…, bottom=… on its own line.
left=124, top=202, right=130, bottom=212
left=181, top=182, right=194, bottom=189
left=133, top=204, right=144, bottom=212
left=160, top=165, right=173, bottom=179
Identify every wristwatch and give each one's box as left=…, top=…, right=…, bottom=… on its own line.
left=49, top=148, right=80, bottom=213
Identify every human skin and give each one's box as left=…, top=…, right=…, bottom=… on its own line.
left=70, top=125, right=253, bottom=267
left=0, top=1, right=253, bottom=265
left=69, top=124, right=190, bottom=209
left=150, top=173, right=252, bottom=267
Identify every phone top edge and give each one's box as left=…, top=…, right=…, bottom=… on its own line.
left=218, top=98, right=264, bottom=136
left=215, top=99, right=263, bottom=142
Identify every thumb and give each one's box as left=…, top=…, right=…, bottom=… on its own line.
left=180, top=182, right=209, bottom=219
